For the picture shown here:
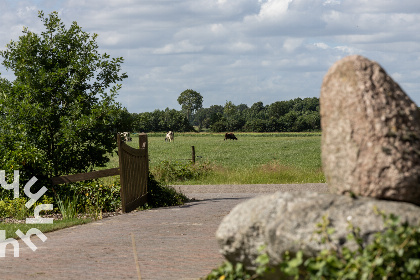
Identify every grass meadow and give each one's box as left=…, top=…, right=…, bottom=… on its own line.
left=2, top=132, right=323, bottom=240
left=104, top=132, right=325, bottom=185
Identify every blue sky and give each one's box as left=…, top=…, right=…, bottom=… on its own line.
left=1, top=0, right=420, bottom=113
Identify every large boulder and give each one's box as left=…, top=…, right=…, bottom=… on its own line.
left=320, top=55, right=420, bottom=205
left=216, top=191, right=420, bottom=271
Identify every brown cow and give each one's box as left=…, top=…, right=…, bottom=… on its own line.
left=224, top=133, right=238, bottom=140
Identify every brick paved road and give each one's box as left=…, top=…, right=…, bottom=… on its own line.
left=0, top=184, right=327, bottom=280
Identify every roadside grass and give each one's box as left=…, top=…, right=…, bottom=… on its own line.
left=1, top=218, right=93, bottom=240
left=104, top=132, right=325, bottom=185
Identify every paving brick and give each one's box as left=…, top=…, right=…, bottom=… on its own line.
left=0, top=184, right=327, bottom=280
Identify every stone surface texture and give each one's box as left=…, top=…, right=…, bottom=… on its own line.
left=320, top=55, right=420, bottom=205
left=216, top=191, right=420, bottom=271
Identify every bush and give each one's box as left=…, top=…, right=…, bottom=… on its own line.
left=204, top=210, right=420, bottom=280
left=52, top=173, right=188, bottom=214
left=210, top=120, right=227, bottom=132
left=0, top=196, right=54, bottom=220
left=152, top=160, right=212, bottom=184
left=52, top=180, right=121, bottom=214
left=147, top=173, right=189, bottom=208
left=0, top=140, right=50, bottom=200
left=1, top=169, right=189, bottom=220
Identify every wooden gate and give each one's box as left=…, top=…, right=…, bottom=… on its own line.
left=51, top=133, right=149, bottom=213
left=118, top=133, right=149, bottom=213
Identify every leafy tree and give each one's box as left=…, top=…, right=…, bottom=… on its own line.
left=236, top=103, right=249, bottom=113
left=249, top=101, right=265, bottom=116
left=210, top=120, right=227, bottom=132
left=177, top=89, right=203, bottom=122
left=194, top=105, right=224, bottom=131
left=0, top=11, right=128, bottom=178
left=114, top=107, right=134, bottom=132
left=192, top=108, right=206, bottom=131
left=244, top=119, right=267, bottom=132
left=132, top=109, right=193, bottom=132
left=223, top=100, right=237, bottom=131
left=268, top=101, right=291, bottom=119
left=162, top=108, right=194, bottom=132
left=133, top=112, right=153, bottom=132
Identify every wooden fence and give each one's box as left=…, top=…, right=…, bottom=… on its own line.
left=51, top=133, right=149, bottom=213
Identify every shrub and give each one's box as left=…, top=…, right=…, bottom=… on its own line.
left=0, top=195, right=54, bottom=220
left=204, top=210, right=420, bottom=280
left=152, top=160, right=212, bottom=184
left=147, top=173, right=189, bottom=208
left=0, top=141, right=50, bottom=200
left=53, top=180, right=121, bottom=214
left=299, top=209, right=420, bottom=279
left=51, top=173, right=188, bottom=215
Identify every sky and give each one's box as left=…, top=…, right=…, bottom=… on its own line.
left=0, top=0, right=420, bottom=113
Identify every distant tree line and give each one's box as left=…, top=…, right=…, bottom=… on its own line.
left=127, top=97, right=320, bottom=133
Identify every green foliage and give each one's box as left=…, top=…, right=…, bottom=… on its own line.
left=0, top=197, right=31, bottom=220
left=203, top=246, right=273, bottom=280
left=177, top=89, right=203, bottom=121
left=204, top=211, right=420, bottom=280
left=190, top=97, right=320, bottom=133
left=0, top=11, right=127, bottom=179
left=55, top=194, right=79, bottom=219
left=0, top=195, right=54, bottom=220
left=54, top=180, right=121, bottom=214
left=210, top=120, right=228, bottom=132
left=128, top=97, right=321, bottom=133
left=152, top=160, right=212, bottom=184
left=0, top=141, right=50, bottom=199
left=132, top=108, right=195, bottom=133
left=203, top=261, right=254, bottom=280
left=147, top=173, right=189, bottom=208
left=1, top=172, right=188, bottom=220
left=300, top=210, right=420, bottom=279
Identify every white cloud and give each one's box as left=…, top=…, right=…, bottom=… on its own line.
left=0, top=0, right=420, bottom=112
left=283, top=38, right=304, bottom=52
left=334, top=45, right=357, bottom=55
left=314, top=42, right=329, bottom=49
left=228, top=41, right=255, bottom=52
left=210, top=23, right=228, bottom=36
left=153, top=40, right=204, bottom=55
left=323, top=0, right=340, bottom=6
left=258, top=0, right=293, bottom=20
left=391, top=72, right=403, bottom=81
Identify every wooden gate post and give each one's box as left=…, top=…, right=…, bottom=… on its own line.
left=191, top=146, right=196, bottom=164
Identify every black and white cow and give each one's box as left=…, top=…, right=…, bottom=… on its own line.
left=165, top=131, right=174, bottom=142
left=118, top=132, right=132, bottom=142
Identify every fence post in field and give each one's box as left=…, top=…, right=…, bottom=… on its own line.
left=118, top=133, right=149, bottom=213
left=139, top=133, right=149, bottom=173
left=191, top=146, right=196, bottom=164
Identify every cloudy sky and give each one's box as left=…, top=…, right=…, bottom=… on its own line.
left=1, top=0, right=419, bottom=113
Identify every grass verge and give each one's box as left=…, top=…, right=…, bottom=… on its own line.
left=1, top=218, right=93, bottom=240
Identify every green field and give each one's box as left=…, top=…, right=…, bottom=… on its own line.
left=105, top=132, right=325, bottom=185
